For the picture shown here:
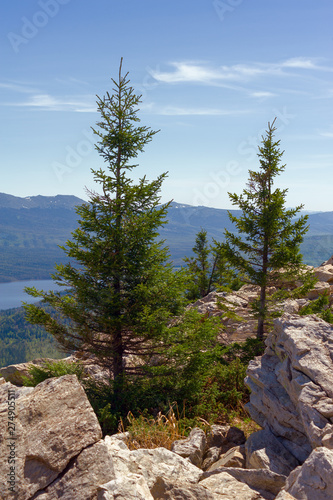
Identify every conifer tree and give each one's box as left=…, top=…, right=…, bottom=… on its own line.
left=184, top=229, right=241, bottom=300
left=24, top=60, right=185, bottom=383
left=184, top=229, right=211, bottom=300
left=222, top=119, right=314, bottom=339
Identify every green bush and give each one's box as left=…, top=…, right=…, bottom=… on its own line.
left=22, top=359, right=85, bottom=387
left=21, top=335, right=263, bottom=436
left=299, top=293, right=333, bottom=323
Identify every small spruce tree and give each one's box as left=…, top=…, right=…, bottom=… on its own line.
left=184, top=229, right=241, bottom=300
left=222, top=119, right=314, bottom=339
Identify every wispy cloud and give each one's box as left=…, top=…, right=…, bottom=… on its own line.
left=251, top=91, right=277, bottom=98
left=55, top=77, right=91, bottom=87
left=154, top=106, right=250, bottom=116
left=2, top=93, right=96, bottom=112
left=319, top=131, right=333, bottom=138
left=150, top=57, right=333, bottom=86
left=281, top=57, right=317, bottom=69
left=0, top=81, right=37, bottom=94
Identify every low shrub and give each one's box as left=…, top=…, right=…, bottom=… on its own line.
left=22, top=359, right=85, bottom=386
left=22, top=336, right=263, bottom=437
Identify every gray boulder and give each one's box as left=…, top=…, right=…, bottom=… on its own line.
left=200, top=472, right=265, bottom=499
left=202, top=467, right=285, bottom=499
left=171, top=427, right=207, bottom=467
left=245, top=428, right=299, bottom=476
left=34, top=440, right=115, bottom=500
left=281, top=447, right=333, bottom=499
left=202, top=446, right=222, bottom=471
left=0, top=375, right=103, bottom=499
left=98, top=473, right=153, bottom=500
left=208, top=445, right=246, bottom=470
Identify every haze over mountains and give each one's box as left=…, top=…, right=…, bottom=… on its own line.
left=0, top=193, right=332, bottom=283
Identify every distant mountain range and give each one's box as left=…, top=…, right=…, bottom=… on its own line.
left=0, top=193, right=82, bottom=210
left=0, top=193, right=332, bottom=282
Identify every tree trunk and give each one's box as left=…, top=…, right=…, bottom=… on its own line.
left=112, top=324, right=124, bottom=380
left=257, top=285, right=266, bottom=339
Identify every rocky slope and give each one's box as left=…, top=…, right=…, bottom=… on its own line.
left=189, top=256, right=333, bottom=342
left=1, top=257, right=333, bottom=498
left=0, top=374, right=281, bottom=499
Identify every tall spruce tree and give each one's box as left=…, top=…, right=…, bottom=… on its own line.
left=24, top=60, right=185, bottom=383
left=223, top=119, right=314, bottom=339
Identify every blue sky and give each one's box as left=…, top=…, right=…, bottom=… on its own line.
left=1, top=0, right=332, bottom=211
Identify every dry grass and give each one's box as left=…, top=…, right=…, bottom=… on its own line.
left=120, top=406, right=190, bottom=451
left=227, top=415, right=261, bottom=439
left=120, top=404, right=260, bottom=450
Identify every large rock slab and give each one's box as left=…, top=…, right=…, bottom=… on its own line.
left=98, top=473, right=153, bottom=500
left=246, top=314, right=333, bottom=463
left=202, top=467, right=286, bottom=499
left=0, top=359, right=55, bottom=386
left=34, top=440, right=115, bottom=500
left=245, top=428, right=299, bottom=476
left=282, top=447, right=333, bottom=499
left=150, top=477, right=216, bottom=499
left=105, top=436, right=202, bottom=488
left=0, top=375, right=102, bottom=499
left=200, top=472, right=265, bottom=499
left=208, top=445, right=246, bottom=470
left=313, top=264, right=333, bottom=283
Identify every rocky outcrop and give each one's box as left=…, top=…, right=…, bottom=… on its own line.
left=246, top=314, right=333, bottom=463
left=0, top=353, right=110, bottom=387
left=245, top=312, right=333, bottom=498
left=104, top=435, right=269, bottom=500
left=189, top=257, right=333, bottom=342
left=2, top=256, right=333, bottom=498
left=1, top=374, right=278, bottom=500
left=0, top=358, right=58, bottom=386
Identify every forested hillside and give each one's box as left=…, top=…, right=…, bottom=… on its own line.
left=0, top=194, right=82, bottom=282
left=0, top=194, right=332, bottom=283
left=0, top=306, right=63, bottom=367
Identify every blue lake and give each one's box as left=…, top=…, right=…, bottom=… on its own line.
left=0, top=280, right=64, bottom=311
